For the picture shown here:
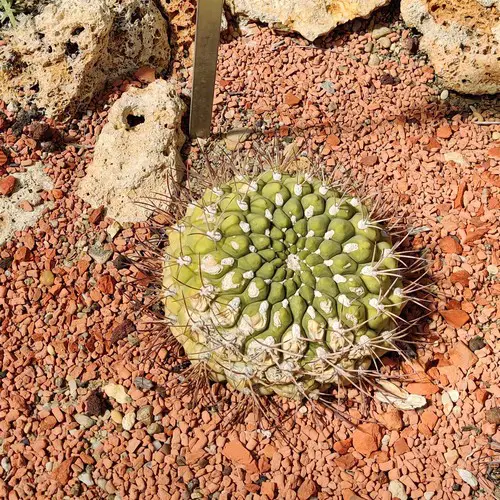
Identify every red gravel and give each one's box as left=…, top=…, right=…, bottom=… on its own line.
left=0, top=175, right=15, bottom=196
left=0, top=9, right=499, bottom=500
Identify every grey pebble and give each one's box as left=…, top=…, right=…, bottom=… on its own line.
left=372, top=26, right=391, bottom=40
left=147, top=422, right=163, bottom=435
left=74, top=413, right=95, bottom=429
left=134, top=376, right=154, bottom=391
left=88, top=244, right=113, bottom=264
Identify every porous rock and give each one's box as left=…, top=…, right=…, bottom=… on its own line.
left=0, top=164, right=53, bottom=246
left=401, top=0, right=500, bottom=94
left=157, top=0, right=196, bottom=65
left=77, top=80, right=186, bottom=224
left=226, top=0, right=390, bottom=41
left=0, top=0, right=171, bottom=118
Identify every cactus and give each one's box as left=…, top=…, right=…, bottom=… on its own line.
left=0, top=0, right=17, bottom=26
left=162, top=169, right=415, bottom=400
left=0, top=0, right=51, bottom=27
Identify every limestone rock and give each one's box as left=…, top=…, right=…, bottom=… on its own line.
left=225, top=0, right=390, bottom=41
left=401, top=0, right=500, bottom=94
left=0, top=0, right=170, bottom=118
left=0, top=164, right=53, bottom=246
left=77, top=80, right=186, bottom=224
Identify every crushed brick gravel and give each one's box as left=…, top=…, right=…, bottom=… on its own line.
left=0, top=8, right=499, bottom=500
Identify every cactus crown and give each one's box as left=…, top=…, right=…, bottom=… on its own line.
left=162, top=168, right=414, bottom=400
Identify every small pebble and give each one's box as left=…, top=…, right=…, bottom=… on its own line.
left=6, top=102, right=19, bottom=113
left=372, top=26, right=391, bottom=39
left=137, top=405, right=153, bottom=425
left=403, top=37, right=419, bottom=54
left=147, top=422, right=163, bottom=435
left=442, top=392, right=454, bottom=416
left=440, top=89, right=449, bottom=100
left=134, top=376, right=154, bottom=391
left=88, top=244, right=113, bottom=264
left=368, top=54, right=380, bottom=67
left=78, top=472, right=94, bottom=486
left=487, top=264, right=498, bottom=275
left=320, top=80, right=335, bottom=93
left=103, top=383, right=131, bottom=404
left=97, top=478, right=107, bottom=490
left=121, top=411, right=136, bottom=431
left=39, top=270, right=55, bottom=286
left=468, top=336, right=486, bottom=352
left=85, top=390, right=106, bottom=416
left=68, top=378, right=78, bottom=398
left=70, top=484, right=81, bottom=496
left=110, top=410, right=123, bottom=425
left=106, top=221, right=122, bottom=240
left=389, top=480, right=407, bottom=500
left=74, top=414, right=95, bottom=429
left=485, top=408, right=500, bottom=425
left=457, top=469, right=478, bottom=488
left=378, top=37, right=391, bottom=49
left=1, top=457, right=11, bottom=473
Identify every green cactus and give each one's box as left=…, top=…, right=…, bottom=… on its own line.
left=0, top=0, right=51, bottom=27
left=162, top=170, right=410, bottom=400
left=0, top=0, right=17, bottom=26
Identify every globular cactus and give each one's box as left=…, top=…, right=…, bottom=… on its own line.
left=162, top=170, right=412, bottom=400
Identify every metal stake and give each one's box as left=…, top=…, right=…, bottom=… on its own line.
left=189, top=0, right=224, bottom=138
